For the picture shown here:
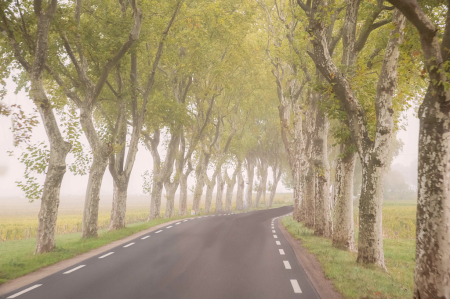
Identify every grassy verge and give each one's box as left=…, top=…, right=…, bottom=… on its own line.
left=282, top=216, right=415, bottom=299
left=0, top=201, right=291, bottom=285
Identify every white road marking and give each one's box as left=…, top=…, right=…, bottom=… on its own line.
left=141, top=235, right=150, bottom=239
left=166, top=226, right=173, bottom=229
left=273, top=235, right=278, bottom=238
left=276, top=241, right=281, bottom=245
left=283, top=261, right=292, bottom=269
left=175, top=222, right=181, bottom=225
left=279, top=249, right=285, bottom=255
left=272, top=230, right=276, bottom=233
left=63, top=265, right=85, bottom=274
left=123, top=242, right=135, bottom=248
left=99, top=252, right=114, bottom=259
left=290, top=279, right=302, bottom=293
left=155, top=230, right=163, bottom=233
left=183, top=220, right=188, bottom=222
left=7, top=284, right=42, bottom=298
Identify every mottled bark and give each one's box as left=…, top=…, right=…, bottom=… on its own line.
left=313, top=104, right=332, bottom=238
left=109, top=182, right=127, bottom=230
left=164, top=182, right=178, bottom=218
left=224, top=167, right=238, bottom=212
left=332, top=143, right=356, bottom=251
left=82, top=154, right=108, bottom=236
left=255, top=159, right=269, bottom=208
left=178, top=160, right=193, bottom=216
left=192, top=153, right=208, bottom=213
left=304, top=165, right=315, bottom=229
left=386, top=1, right=450, bottom=296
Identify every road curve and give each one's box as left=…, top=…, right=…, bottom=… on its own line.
left=2, top=206, right=320, bottom=299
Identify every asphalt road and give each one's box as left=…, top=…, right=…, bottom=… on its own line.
left=2, top=206, right=320, bottom=299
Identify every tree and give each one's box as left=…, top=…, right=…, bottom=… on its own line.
left=386, top=1, right=450, bottom=297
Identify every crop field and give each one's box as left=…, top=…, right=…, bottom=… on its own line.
left=0, top=193, right=293, bottom=241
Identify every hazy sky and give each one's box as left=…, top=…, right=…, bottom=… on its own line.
left=0, top=78, right=419, bottom=198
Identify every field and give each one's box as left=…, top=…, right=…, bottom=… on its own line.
left=0, top=193, right=292, bottom=285
left=283, top=199, right=417, bottom=299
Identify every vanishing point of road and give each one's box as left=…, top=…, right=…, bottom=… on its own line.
left=2, top=206, right=320, bottom=299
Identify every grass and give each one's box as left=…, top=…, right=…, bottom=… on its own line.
left=282, top=215, right=415, bottom=299
left=0, top=193, right=292, bottom=285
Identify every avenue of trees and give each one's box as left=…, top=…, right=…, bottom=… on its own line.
left=0, top=0, right=448, bottom=298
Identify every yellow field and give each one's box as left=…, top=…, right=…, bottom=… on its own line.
left=0, top=193, right=293, bottom=241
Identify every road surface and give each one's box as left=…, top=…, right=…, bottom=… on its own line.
left=2, top=206, right=320, bottom=299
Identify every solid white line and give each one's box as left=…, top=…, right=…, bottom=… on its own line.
left=63, top=265, right=85, bottom=274
left=283, top=261, right=292, bottom=269
left=7, top=284, right=42, bottom=298
left=272, top=230, right=276, bottom=233
left=276, top=241, right=281, bottom=245
left=290, top=279, right=302, bottom=293
left=99, top=252, right=114, bottom=259
left=166, top=226, right=173, bottom=229
left=273, top=235, right=278, bottom=238
left=176, top=222, right=181, bottom=225
left=279, top=249, right=285, bottom=255
left=155, top=230, right=163, bottom=233
left=123, top=242, right=135, bottom=248
left=141, top=235, right=150, bottom=239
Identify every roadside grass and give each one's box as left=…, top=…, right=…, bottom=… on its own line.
left=0, top=194, right=292, bottom=285
left=282, top=216, right=415, bottom=299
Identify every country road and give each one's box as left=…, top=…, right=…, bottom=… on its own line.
left=2, top=206, right=320, bottom=299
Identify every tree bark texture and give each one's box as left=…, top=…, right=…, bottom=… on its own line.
left=245, top=156, right=255, bottom=209
left=236, top=165, right=245, bottom=210
left=215, top=169, right=225, bottom=213
left=224, top=166, right=239, bottom=212
left=313, top=103, right=332, bottom=238
left=109, top=182, right=128, bottom=230
left=386, top=1, right=450, bottom=297
left=268, top=163, right=282, bottom=207
left=332, top=143, right=356, bottom=251
left=205, top=174, right=216, bottom=214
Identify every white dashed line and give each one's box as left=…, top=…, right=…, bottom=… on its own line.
left=155, top=230, right=163, bottom=233
left=175, top=222, right=181, bottom=225
left=273, top=235, right=278, bottom=238
left=279, top=249, right=285, bottom=255
left=183, top=220, right=188, bottom=222
left=124, top=242, right=135, bottom=248
left=272, top=230, right=276, bottom=233
left=166, top=226, right=173, bottom=229
left=276, top=241, right=281, bottom=245
left=7, top=284, right=42, bottom=298
left=99, top=252, right=114, bottom=259
left=290, top=279, right=302, bottom=293
left=141, top=235, right=150, bottom=239
left=283, top=261, right=291, bottom=269
left=63, top=265, right=85, bottom=274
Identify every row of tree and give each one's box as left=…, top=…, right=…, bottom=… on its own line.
left=1, top=0, right=449, bottom=298
left=255, top=0, right=447, bottom=298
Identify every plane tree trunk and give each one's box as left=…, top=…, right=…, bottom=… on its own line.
left=245, top=155, right=255, bottom=209
left=224, top=166, right=238, bottom=212
left=236, top=162, right=245, bottom=211
left=268, top=161, right=282, bottom=208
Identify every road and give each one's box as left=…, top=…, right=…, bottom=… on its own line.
left=2, top=206, right=320, bottom=299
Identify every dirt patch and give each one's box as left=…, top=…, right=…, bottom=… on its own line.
left=278, top=218, right=344, bottom=299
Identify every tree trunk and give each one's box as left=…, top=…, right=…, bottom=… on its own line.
left=178, top=173, right=189, bottom=216
left=236, top=167, right=245, bottom=210
left=149, top=181, right=164, bottom=220
left=332, top=143, right=356, bottom=251
left=255, top=161, right=262, bottom=208
left=385, top=1, right=450, bottom=296
left=165, top=183, right=178, bottom=218
left=304, top=165, right=315, bottom=229
left=268, top=164, right=282, bottom=207
left=82, top=154, right=109, bottom=237
left=260, top=163, right=268, bottom=207
left=35, top=136, right=71, bottom=254
left=313, top=106, right=332, bottom=238
left=109, top=181, right=128, bottom=230
left=205, top=177, right=216, bottom=214
left=215, top=170, right=225, bottom=213
left=224, top=169, right=237, bottom=212
left=245, top=156, right=255, bottom=209
left=192, top=154, right=207, bottom=214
